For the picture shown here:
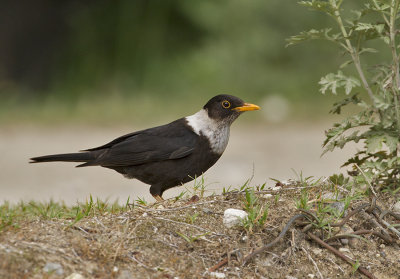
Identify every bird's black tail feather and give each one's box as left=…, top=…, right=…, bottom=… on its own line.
left=30, top=152, right=95, bottom=166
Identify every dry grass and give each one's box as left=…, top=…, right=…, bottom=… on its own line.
left=1, top=185, right=400, bottom=279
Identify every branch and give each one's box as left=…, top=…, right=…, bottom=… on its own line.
left=331, top=2, right=376, bottom=106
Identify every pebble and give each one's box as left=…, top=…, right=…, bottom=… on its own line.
left=321, top=192, right=343, bottom=200
left=393, top=201, right=400, bottom=214
left=272, top=186, right=282, bottom=191
left=65, top=273, right=85, bottom=279
left=210, top=272, right=226, bottom=278
left=339, top=247, right=350, bottom=253
left=223, top=209, right=248, bottom=228
left=43, top=262, right=64, bottom=275
left=311, top=248, right=322, bottom=256
left=263, top=194, right=273, bottom=199
left=339, top=225, right=357, bottom=246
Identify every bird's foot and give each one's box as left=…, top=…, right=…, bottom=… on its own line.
left=152, top=194, right=164, bottom=202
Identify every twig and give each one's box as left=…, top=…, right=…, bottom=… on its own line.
left=331, top=203, right=370, bottom=227
left=372, top=210, right=400, bottom=239
left=209, top=214, right=307, bottom=272
left=360, top=211, right=393, bottom=242
left=242, top=214, right=306, bottom=265
left=307, top=232, right=377, bottom=279
left=301, top=247, right=323, bottom=279
left=324, top=229, right=393, bottom=244
left=355, top=164, right=377, bottom=197
left=128, top=253, right=155, bottom=270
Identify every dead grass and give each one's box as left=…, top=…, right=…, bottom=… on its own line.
left=1, top=185, right=400, bottom=279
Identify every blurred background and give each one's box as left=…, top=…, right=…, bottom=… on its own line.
left=1, top=0, right=364, bottom=204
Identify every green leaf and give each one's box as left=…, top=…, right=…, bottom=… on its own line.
left=298, top=1, right=336, bottom=15
left=354, top=22, right=375, bottom=31
left=384, top=134, right=398, bottom=153
left=319, top=71, right=360, bottom=95
left=286, top=28, right=333, bottom=46
left=366, top=135, right=384, bottom=153
left=359, top=48, right=378, bottom=54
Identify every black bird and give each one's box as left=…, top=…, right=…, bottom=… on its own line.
left=30, top=95, right=260, bottom=201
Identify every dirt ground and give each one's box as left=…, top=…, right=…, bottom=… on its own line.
left=0, top=186, right=399, bottom=279
left=0, top=122, right=359, bottom=205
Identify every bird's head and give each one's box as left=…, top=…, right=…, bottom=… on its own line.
left=203, top=94, right=260, bottom=125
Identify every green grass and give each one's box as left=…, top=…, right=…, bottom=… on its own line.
left=0, top=196, right=132, bottom=232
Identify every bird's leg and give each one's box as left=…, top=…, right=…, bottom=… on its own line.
left=152, top=194, right=164, bottom=202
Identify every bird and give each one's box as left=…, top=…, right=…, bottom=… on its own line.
left=30, top=94, right=260, bottom=201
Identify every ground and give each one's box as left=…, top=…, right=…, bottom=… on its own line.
left=1, top=183, right=399, bottom=279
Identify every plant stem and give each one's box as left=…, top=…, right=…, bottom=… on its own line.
left=331, top=2, right=376, bottom=106
left=389, top=0, right=400, bottom=152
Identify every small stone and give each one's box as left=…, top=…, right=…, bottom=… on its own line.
left=339, top=225, right=357, bottom=246
left=376, top=253, right=380, bottom=258
left=307, top=274, right=315, bottom=278
left=263, top=194, right=273, bottom=198
left=210, top=272, right=226, bottom=278
left=113, top=266, right=119, bottom=272
left=379, top=244, right=385, bottom=249
left=223, top=209, right=248, bottom=228
left=281, top=179, right=295, bottom=186
left=322, top=192, right=343, bottom=200
left=272, top=186, right=282, bottom=191
left=43, top=262, right=63, bottom=275
left=65, top=273, right=85, bottom=279
left=311, top=248, right=322, bottom=255
left=393, top=201, right=400, bottom=214
left=339, top=248, right=349, bottom=254
left=141, top=212, right=148, bottom=217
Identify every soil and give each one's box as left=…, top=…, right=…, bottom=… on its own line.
left=1, top=186, right=399, bottom=279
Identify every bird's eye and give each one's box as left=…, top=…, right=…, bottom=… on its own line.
left=221, top=100, right=231, bottom=109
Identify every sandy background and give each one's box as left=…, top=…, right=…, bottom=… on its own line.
left=0, top=123, right=358, bottom=205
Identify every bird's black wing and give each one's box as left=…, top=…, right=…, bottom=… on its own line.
left=81, top=119, right=198, bottom=167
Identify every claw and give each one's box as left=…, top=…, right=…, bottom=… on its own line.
left=152, top=194, right=164, bottom=202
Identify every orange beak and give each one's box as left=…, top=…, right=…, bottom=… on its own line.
left=233, top=103, right=261, bottom=112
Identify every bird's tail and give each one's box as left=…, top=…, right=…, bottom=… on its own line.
left=30, top=152, right=95, bottom=166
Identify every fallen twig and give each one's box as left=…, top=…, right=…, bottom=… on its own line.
left=301, top=247, right=323, bottom=279
left=324, top=229, right=393, bottom=244
left=307, top=232, right=377, bottom=279
left=208, top=214, right=307, bottom=272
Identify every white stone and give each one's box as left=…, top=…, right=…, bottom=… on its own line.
left=223, top=209, right=248, bottom=228
left=210, top=272, right=226, bottom=278
left=339, top=247, right=350, bottom=253
left=393, top=201, right=400, bottom=214
left=272, top=186, right=282, bottom=191
left=263, top=194, right=273, bottom=198
left=65, top=273, right=85, bottom=279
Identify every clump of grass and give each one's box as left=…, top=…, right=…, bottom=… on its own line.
left=242, top=188, right=269, bottom=234
left=0, top=196, right=132, bottom=231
